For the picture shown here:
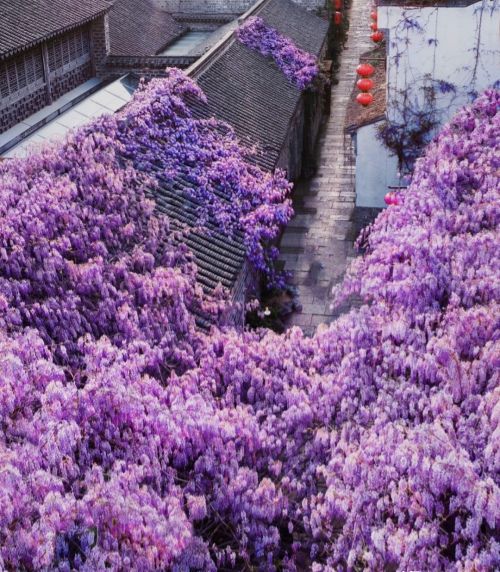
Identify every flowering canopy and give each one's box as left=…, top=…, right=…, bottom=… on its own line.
left=236, top=17, right=319, bottom=90
left=0, top=77, right=498, bottom=571
left=0, top=68, right=292, bottom=371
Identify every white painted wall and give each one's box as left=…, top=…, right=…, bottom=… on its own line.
left=354, top=121, right=400, bottom=208
left=355, top=0, right=500, bottom=208
left=378, top=0, right=500, bottom=124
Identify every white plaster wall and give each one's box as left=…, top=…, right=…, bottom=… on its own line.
left=378, top=0, right=500, bottom=123
left=355, top=121, right=400, bottom=208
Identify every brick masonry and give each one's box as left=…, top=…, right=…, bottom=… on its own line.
left=154, top=0, right=324, bottom=16
left=90, top=15, right=110, bottom=77
left=0, top=84, right=47, bottom=133
left=279, top=0, right=381, bottom=336
left=0, top=18, right=109, bottom=134
left=105, top=55, right=196, bottom=80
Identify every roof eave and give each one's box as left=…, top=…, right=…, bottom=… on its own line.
left=345, top=113, right=386, bottom=134
left=0, top=7, right=111, bottom=61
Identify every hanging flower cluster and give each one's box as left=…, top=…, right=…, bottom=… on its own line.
left=236, top=17, right=319, bottom=90
left=0, top=69, right=292, bottom=371
left=0, top=82, right=498, bottom=570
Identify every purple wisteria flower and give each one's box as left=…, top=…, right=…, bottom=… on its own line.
left=236, top=17, right=319, bottom=90
left=0, top=81, right=498, bottom=570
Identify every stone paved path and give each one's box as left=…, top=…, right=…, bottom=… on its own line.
left=279, top=0, right=376, bottom=336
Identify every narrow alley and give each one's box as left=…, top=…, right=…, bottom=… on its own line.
left=279, top=0, right=377, bottom=335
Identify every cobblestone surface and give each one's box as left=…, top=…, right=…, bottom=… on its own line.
left=280, top=0, right=379, bottom=335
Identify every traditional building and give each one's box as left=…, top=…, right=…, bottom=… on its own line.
left=155, top=0, right=325, bottom=19
left=1, top=0, right=330, bottom=326
left=347, top=0, right=500, bottom=208
left=345, top=45, right=396, bottom=209
left=189, top=0, right=329, bottom=179
left=0, top=0, right=111, bottom=134
left=164, top=0, right=330, bottom=322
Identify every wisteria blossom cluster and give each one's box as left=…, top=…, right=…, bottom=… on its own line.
left=0, top=68, right=292, bottom=370
left=114, top=70, right=293, bottom=285
left=236, top=17, right=319, bottom=90
left=0, top=84, right=498, bottom=569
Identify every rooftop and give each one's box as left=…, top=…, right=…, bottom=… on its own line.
left=188, top=0, right=329, bottom=171
left=108, top=0, right=186, bottom=56
left=191, top=41, right=303, bottom=172
left=257, top=0, right=329, bottom=57
left=0, top=0, right=111, bottom=59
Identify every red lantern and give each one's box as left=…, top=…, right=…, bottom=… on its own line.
left=371, top=31, right=384, bottom=43
left=356, top=63, right=375, bottom=78
left=384, top=192, right=400, bottom=206
left=333, top=0, right=342, bottom=9
left=370, top=22, right=378, bottom=31
left=356, top=78, right=374, bottom=92
left=334, top=11, right=342, bottom=25
left=370, top=10, right=377, bottom=21
left=356, top=92, right=374, bottom=107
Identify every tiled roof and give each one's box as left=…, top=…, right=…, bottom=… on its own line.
left=109, top=0, right=186, bottom=56
left=345, top=46, right=387, bottom=132
left=0, top=0, right=111, bottom=59
left=187, top=0, right=329, bottom=172
left=147, top=168, right=247, bottom=295
left=190, top=40, right=303, bottom=172
left=257, top=0, right=329, bottom=57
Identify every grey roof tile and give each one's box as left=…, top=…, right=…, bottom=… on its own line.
left=257, top=0, right=329, bottom=57
left=190, top=41, right=302, bottom=172
left=0, top=0, right=111, bottom=58
left=109, top=0, right=186, bottom=56
left=187, top=0, right=329, bottom=172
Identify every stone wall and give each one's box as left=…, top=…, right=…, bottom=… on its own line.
left=228, top=260, right=259, bottom=327
left=153, top=0, right=324, bottom=16
left=277, top=62, right=330, bottom=181
left=0, top=83, right=47, bottom=133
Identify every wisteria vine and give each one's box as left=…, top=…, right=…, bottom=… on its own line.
left=0, top=79, right=498, bottom=570
left=236, top=17, right=319, bottom=90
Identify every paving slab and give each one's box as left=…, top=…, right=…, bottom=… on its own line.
left=280, top=0, right=379, bottom=333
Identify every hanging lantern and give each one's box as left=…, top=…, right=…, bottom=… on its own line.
left=356, top=63, right=375, bottom=78
left=334, top=11, right=342, bottom=25
left=384, top=192, right=400, bottom=206
left=371, top=31, right=384, bottom=43
left=370, top=22, right=378, bottom=31
left=356, top=92, right=374, bottom=107
left=370, top=10, right=377, bottom=21
left=384, top=192, right=395, bottom=205
left=356, top=78, right=374, bottom=92
left=333, top=0, right=342, bottom=9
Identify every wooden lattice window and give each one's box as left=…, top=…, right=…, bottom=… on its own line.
left=47, top=27, right=91, bottom=75
left=0, top=48, right=44, bottom=104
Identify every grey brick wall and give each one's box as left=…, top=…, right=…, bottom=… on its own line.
left=0, top=83, right=47, bottom=133
left=153, top=0, right=324, bottom=16
left=51, top=62, right=93, bottom=100
left=0, top=17, right=110, bottom=135
left=90, top=15, right=110, bottom=78
left=105, top=54, right=196, bottom=81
